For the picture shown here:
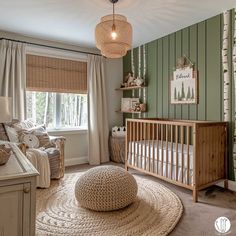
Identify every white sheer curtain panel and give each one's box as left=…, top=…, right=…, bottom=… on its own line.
left=88, top=55, right=109, bottom=165
left=0, top=39, right=26, bottom=120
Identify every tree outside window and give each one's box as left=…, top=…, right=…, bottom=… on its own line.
left=26, top=91, right=88, bottom=129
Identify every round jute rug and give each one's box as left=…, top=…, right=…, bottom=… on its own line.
left=36, top=172, right=183, bottom=236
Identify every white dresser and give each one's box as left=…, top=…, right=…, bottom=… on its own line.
left=0, top=143, right=38, bottom=236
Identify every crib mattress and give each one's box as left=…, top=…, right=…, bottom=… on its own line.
left=128, top=140, right=194, bottom=185
left=129, top=140, right=193, bottom=168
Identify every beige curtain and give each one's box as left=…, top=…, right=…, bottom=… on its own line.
left=0, top=39, right=26, bottom=120
left=88, top=55, right=109, bottom=165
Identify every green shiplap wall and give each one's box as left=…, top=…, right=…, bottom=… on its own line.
left=123, top=11, right=235, bottom=180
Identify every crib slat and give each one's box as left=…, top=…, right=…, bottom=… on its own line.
left=166, top=124, right=169, bottom=178
left=161, top=124, right=164, bottom=176
left=133, top=122, right=136, bottom=167
left=137, top=122, right=140, bottom=168
left=141, top=122, right=143, bottom=169
left=152, top=123, right=155, bottom=173
left=129, top=121, right=133, bottom=166
left=181, top=126, right=184, bottom=183
left=144, top=123, right=147, bottom=170
left=147, top=123, right=151, bottom=172
left=187, top=126, right=190, bottom=185
left=156, top=124, right=159, bottom=174
left=175, top=126, right=179, bottom=181
left=170, top=125, right=173, bottom=180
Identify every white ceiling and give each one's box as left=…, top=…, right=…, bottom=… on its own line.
left=0, top=0, right=235, bottom=49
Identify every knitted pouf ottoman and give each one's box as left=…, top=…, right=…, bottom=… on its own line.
left=75, top=166, right=138, bottom=211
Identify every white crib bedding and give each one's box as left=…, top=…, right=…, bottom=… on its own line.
left=128, top=140, right=194, bottom=185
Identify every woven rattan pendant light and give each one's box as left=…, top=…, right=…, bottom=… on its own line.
left=95, top=0, right=132, bottom=58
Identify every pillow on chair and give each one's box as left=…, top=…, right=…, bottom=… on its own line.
left=18, top=125, right=52, bottom=149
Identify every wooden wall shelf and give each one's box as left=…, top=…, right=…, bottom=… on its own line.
left=115, top=86, right=147, bottom=91
left=116, top=110, right=145, bottom=114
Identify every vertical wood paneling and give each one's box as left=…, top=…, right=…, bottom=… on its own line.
left=123, top=50, right=131, bottom=76
left=123, top=51, right=132, bottom=120
left=157, top=39, right=163, bottom=117
left=197, top=21, right=206, bottom=120
left=175, top=31, right=182, bottom=119
left=189, top=25, right=198, bottom=120
left=163, top=36, right=169, bottom=118
left=169, top=34, right=176, bottom=118
left=147, top=41, right=157, bottom=117
left=206, top=16, right=222, bottom=121
left=133, top=47, right=139, bottom=77
left=182, top=28, right=190, bottom=119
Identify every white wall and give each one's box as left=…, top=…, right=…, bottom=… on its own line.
left=105, top=58, right=123, bottom=130
left=48, top=130, right=88, bottom=166
left=0, top=30, right=123, bottom=165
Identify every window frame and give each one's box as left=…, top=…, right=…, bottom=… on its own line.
left=25, top=45, right=89, bottom=132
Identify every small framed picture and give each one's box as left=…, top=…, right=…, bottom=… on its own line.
left=130, top=98, right=140, bottom=111
left=121, top=98, right=131, bottom=111
left=121, top=98, right=140, bottom=111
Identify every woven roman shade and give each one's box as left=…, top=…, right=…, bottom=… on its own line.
left=26, top=54, right=87, bottom=94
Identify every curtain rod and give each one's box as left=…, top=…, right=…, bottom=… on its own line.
left=0, top=37, right=101, bottom=56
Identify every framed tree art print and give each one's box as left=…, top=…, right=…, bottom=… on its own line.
left=170, top=56, right=198, bottom=104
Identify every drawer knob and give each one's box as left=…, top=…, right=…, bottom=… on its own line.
left=23, top=187, right=30, bottom=193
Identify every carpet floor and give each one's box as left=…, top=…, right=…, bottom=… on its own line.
left=65, top=163, right=236, bottom=236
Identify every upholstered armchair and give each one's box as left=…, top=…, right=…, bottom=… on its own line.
left=48, top=135, right=65, bottom=179
left=0, top=120, right=65, bottom=188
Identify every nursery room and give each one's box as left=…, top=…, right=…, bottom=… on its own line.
left=0, top=0, right=236, bottom=235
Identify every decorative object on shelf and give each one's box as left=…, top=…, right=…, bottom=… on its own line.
left=134, top=76, right=144, bottom=86
left=121, top=98, right=131, bottom=112
left=130, top=98, right=140, bottom=111
left=121, top=73, right=144, bottom=88
left=139, top=103, right=146, bottom=112
left=126, top=73, right=135, bottom=87
left=133, top=102, right=146, bottom=112
left=121, top=98, right=140, bottom=112
left=112, top=126, right=126, bottom=137
left=95, top=0, right=132, bottom=58
left=170, top=56, right=198, bottom=104
left=0, top=144, right=12, bottom=165
left=134, top=103, right=141, bottom=112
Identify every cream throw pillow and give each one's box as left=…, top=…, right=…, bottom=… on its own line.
left=18, top=125, right=52, bottom=149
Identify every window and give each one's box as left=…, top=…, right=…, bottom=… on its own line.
left=26, top=91, right=87, bottom=129
left=26, top=54, right=88, bottom=130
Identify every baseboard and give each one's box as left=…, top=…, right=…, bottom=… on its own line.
left=216, top=180, right=236, bottom=192
left=65, top=156, right=88, bottom=167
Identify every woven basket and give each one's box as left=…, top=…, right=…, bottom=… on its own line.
left=0, top=146, right=11, bottom=165
left=109, top=136, right=125, bottom=163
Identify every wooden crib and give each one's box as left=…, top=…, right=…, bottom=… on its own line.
left=125, top=118, right=228, bottom=202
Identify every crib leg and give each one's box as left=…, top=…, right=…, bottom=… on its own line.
left=193, top=188, right=198, bottom=202
left=224, top=179, right=228, bottom=189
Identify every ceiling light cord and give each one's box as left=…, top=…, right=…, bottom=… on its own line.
left=112, top=3, right=115, bottom=31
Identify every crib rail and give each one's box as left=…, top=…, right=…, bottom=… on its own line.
left=125, top=118, right=228, bottom=202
